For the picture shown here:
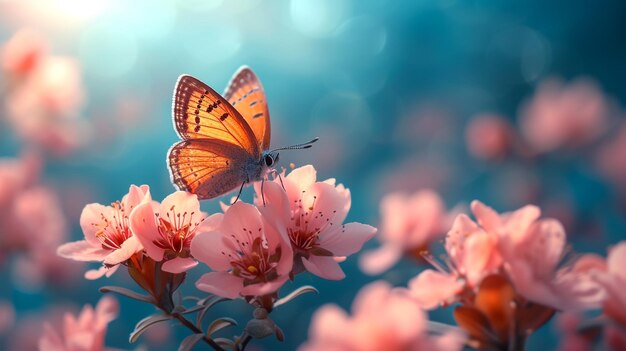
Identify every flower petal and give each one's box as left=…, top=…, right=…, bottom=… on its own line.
left=358, top=244, right=403, bottom=275
left=302, top=256, right=345, bottom=280
left=103, top=236, right=142, bottom=266
left=160, top=191, right=200, bottom=218
left=470, top=200, right=501, bottom=232
left=408, top=270, right=463, bottom=310
left=195, top=272, right=243, bottom=299
left=190, top=231, right=232, bottom=271
left=240, top=275, right=289, bottom=297
left=162, top=257, right=198, bottom=273
left=320, top=222, right=376, bottom=257
left=57, top=240, right=109, bottom=262
left=129, top=201, right=164, bottom=261
left=79, top=203, right=111, bottom=246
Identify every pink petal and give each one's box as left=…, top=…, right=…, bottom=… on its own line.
left=379, top=193, right=410, bottom=243
left=302, top=182, right=349, bottom=233
left=302, top=256, right=345, bottom=280
left=195, top=272, right=243, bottom=299
left=445, top=214, right=479, bottom=262
left=219, top=202, right=264, bottom=254
left=320, top=222, right=377, bottom=256
left=197, top=213, right=223, bottom=233
left=502, top=204, right=541, bottom=243
left=257, top=181, right=290, bottom=222
left=525, top=219, right=566, bottom=273
left=359, top=244, right=403, bottom=275
left=287, top=165, right=317, bottom=189
left=470, top=200, right=501, bottom=232
left=162, top=257, right=198, bottom=273
left=308, top=304, right=350, bottom=341
left=608, top=242, right=626, bottom=279
left=190, top=231, right=232, bottom=271
left=95, top=295, right=119, bottom=325
left=57, top=240, right=109, bottom=262
left=129, top=201, right=164, bottom=261
left=461, top=231, right=501, bottom=286
left=84, top=265, right=119, bottom=280
left=160, top=191, right=200, bottom=217
left=103, top=236, right=142, bottom=266
left=240, top=275, right=289, bottom=297
left=408, top=270, right=462, bottom=309
left=79, top=203, right=112, bottom=246
left=122, top=184, right=151, bottom=209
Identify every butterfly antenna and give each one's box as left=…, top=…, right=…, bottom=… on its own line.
left=269, top=137, right=319, bottom=153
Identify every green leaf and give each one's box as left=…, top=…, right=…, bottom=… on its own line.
left=129, top=314, right=172, bottom=343
left=274, top=285, right=318, bottom=308
left=100, top=286, right=153, bottom=303
left=207, top=317, right=238, bottom=336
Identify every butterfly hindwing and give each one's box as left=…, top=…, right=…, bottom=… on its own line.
left=224, top=66, right=271, bottom=151
left=173, top=75, right=260, bottom=157
left=168, top=139, right=255, bottom=200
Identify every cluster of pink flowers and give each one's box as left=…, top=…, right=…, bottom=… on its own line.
left=300, top=281, right=463, bottom=351
left=59, top=165, right=376, bottom=301
left=1, top=29, right=87, bottom=155
left=0, top=152, right=78, bottom=290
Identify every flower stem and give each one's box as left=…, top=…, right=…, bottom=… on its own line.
left=171, top=312, right=226, bottom=351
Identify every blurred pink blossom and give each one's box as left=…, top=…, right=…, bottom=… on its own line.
left=38, top=295, right=119, bottom=351
left=300, top=281, right=464, bottom=351
left=519, top=77, right=611, bottom=153
left=465, top=113, right=514, bottom=160
left=360, top=189, right=448, bottom=275
left=58, top=185, right=149, bottom=279
left=1, top=29, right=46, bottom=79
left=409, top=201, right=605, bottom=311
left=258, top=165, right=376, bottom=280
left=596, top=122, right=626, bottom=193
left=130, top=190, right=207, bottom=274
left=555, top=313, right=594, bottom=351
left=191, top=202, right=292, bottom=299
left=0, top=300, right=15, bottom=334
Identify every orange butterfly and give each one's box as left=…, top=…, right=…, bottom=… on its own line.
left=167, top=66, right=317, bottom=201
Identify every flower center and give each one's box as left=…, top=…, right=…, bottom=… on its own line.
left=287, top=194, right=337, bottom=254
left=153, top=205, right=201, bottom=254
left=222, top=226, right=282, bottom=285
left=93, top=201, right=132, bottom=251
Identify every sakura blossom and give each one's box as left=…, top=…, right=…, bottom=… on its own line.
left=191, top=201, right=293, bottom=299
left=465, top=113, right=514, bottom=161
left=38, top=295, right=119, bottom=351
left=300, top=281, right=464, bottom=351
left=57, top=185, right=149, bottom=279
left=519, top=77, right=612, bottom=153
left=258, top=165, right=376, bottom=280
left=360, top=189, right=448, bottom=275
left=129, top=190, right=208, bottom=273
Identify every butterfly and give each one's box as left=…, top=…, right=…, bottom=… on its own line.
left=167, top=66, right=317, bottom=201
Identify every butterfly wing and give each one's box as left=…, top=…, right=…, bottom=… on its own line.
left=173, top=74, right=260, bottom=157
left=168, top=139, right=256, bottom=200
left=223, top=66, right=271, bottom=151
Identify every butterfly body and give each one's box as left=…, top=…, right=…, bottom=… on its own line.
left=167, top=67, right=286, bottom=200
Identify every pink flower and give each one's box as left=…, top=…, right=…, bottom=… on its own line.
left=129, top=191, right=209, bottom=274
left=57, top=185, right=149, bottom=279
left=300, top=281, right=464, bottom=351
left=409, top=200, right=604, bottom=311
left=191, top=202, right=292, bottom=299
left=38, top=295, right=119, bottom=351
left=593, top=242, right=626, bottom=326
left=360, top=189, right=447, bottom=275
left=1, top=29, right=46, bottom=78
left=519, top=77, right=611, bottom=153
left=596, top=123, right=626, bottom=193
left=465, top=113, right=514, bottom=160
left=258, top=165, right=376, bottom=280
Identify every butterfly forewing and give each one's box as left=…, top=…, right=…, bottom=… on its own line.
left=173, top=75, right=260, bottom=157
left=224, top=66, right=271, bottom=151
left=168, top=139, right=255, bottom=200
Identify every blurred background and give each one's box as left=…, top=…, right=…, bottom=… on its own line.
left=1, top=0, right=625, bottom=350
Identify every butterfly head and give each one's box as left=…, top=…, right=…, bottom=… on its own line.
left=263, top=152, right=279, bottom=168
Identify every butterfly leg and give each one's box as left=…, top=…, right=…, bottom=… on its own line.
left=231, top=181, right=246, bottom=205
left=261, top=178, right=266, bottom=206
left=277, top=172, right=286, bottom=191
